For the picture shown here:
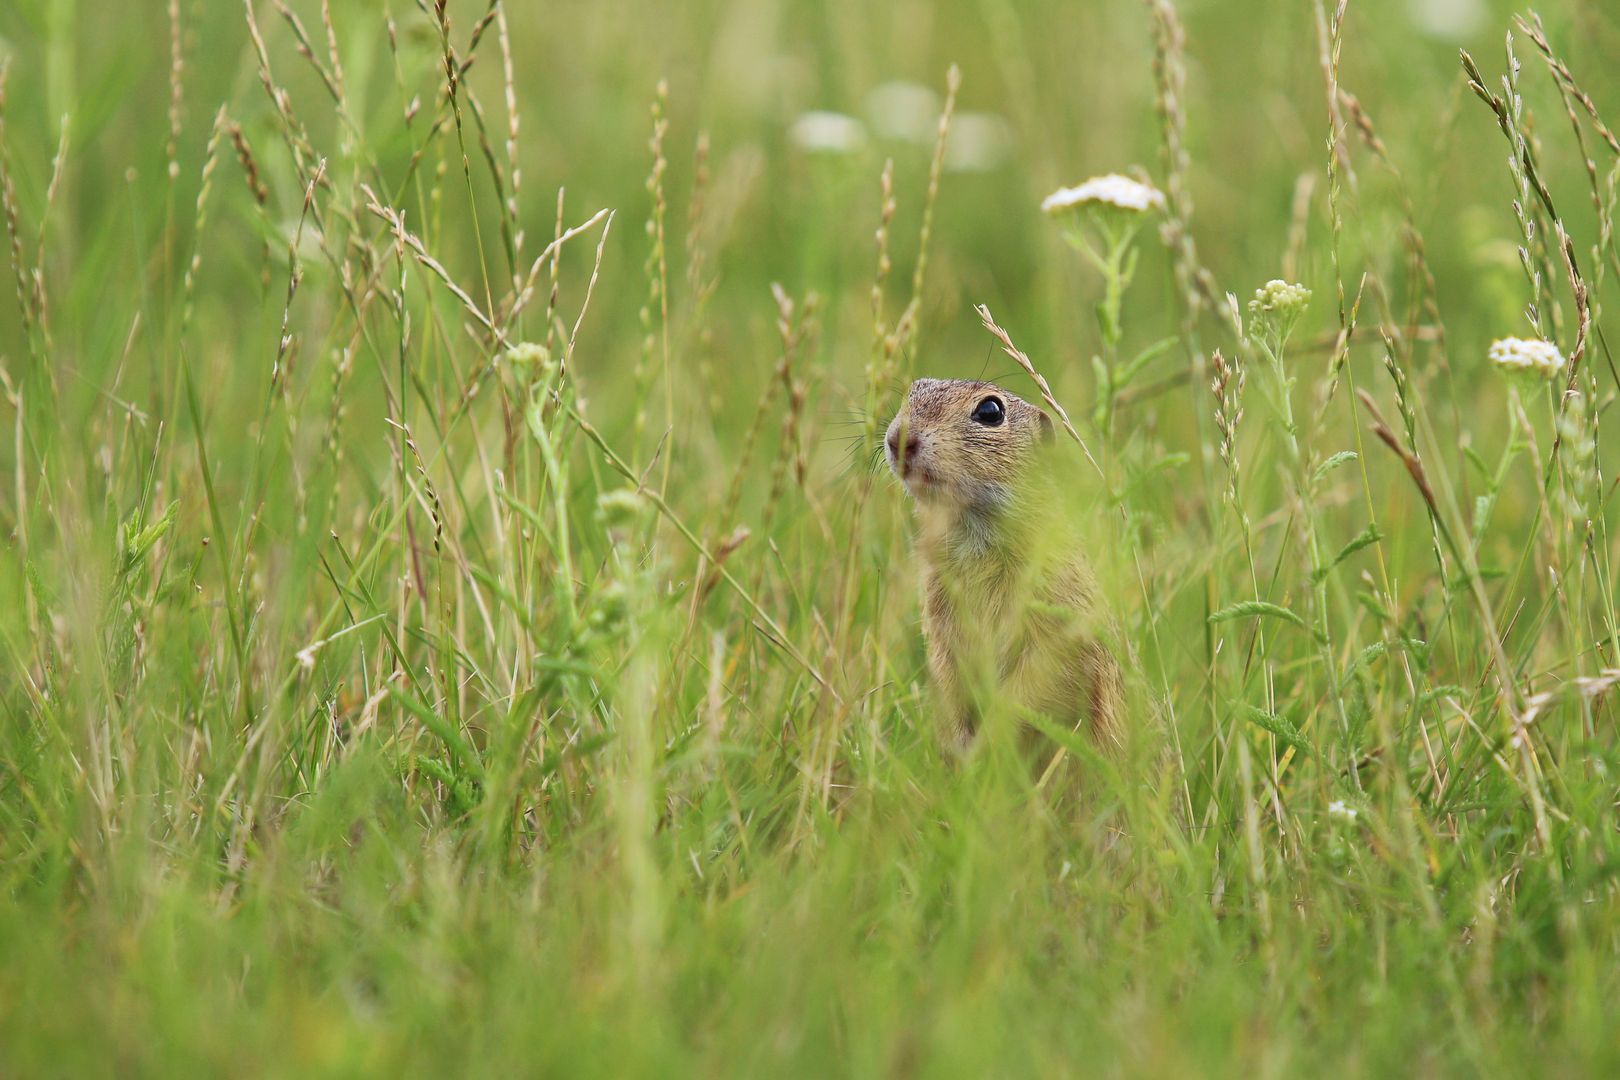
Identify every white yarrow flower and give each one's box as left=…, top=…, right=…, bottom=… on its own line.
left=504, top=342, right=550, bottom=366
left=596, top=487, right=649, bottom=527
left=1327, top=799, right=1358, bottom=823
left=1042, top=173, right=1165, bottom=215
left=1249, top=279, right=1312, bottom=318
left=1488, top=337, right=1565, bottom=381
left=945, top=112, right=1013, bottom=173
left=790, top=111, right=867, bottom=154
left=1407, top=0, right=1485, bottom=40
left=864, top=81, right=941, bottom=143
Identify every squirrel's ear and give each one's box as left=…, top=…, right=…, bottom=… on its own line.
left=1036, top=410, right=1055, bottom=442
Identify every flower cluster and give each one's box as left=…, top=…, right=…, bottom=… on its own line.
left=1488, top=337, right=1565, bottom=381
left=504, top=341, right=558, bottom=383
left=596, top=487, right=650, bottom=528
left=1041, top=174, right=1165, bottom=216
left=503, top=341, right=550, bottom=366
left=1245, top=280, right=1312, bottom=356
left=1248, top=280, right=1312, bottom=319
left=789, top=111, right=866, bottom=154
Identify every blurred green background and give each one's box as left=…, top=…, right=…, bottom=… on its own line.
left=2, top=0, right=1610, bottom=446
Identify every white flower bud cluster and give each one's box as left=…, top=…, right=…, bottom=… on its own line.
left=503, top=341, right=558, bottom=380
left=1248, top=280, right=1312, bottom=318
left=1488, top=337, right=1565, bottom=381
left=596, top=488, right=650, bottom=527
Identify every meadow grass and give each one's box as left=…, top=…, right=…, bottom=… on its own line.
left=3, top=0, right=1620, bottom=1074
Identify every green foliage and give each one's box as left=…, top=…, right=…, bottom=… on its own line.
left=2, top=0, right=1620, bottom=1075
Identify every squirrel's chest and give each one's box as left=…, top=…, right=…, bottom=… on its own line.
left=919, top=557, right=1022, bottom=655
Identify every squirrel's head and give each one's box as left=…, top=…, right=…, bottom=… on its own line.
left=886, top=378, right=1055, bottom=511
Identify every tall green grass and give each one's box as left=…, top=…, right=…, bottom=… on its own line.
left=2, top=0, right=1620, bottom=1074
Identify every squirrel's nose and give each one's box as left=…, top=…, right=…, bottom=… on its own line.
left=887, top=429, right=918, bottom=460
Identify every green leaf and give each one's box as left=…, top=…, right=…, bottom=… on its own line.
left=538, top=732, right=615, bottom=777
left=1090, top=354, right=1110, bottom=393
left=1340, top=642, right=1389, bottom=689
left=121, top=501, right=178, bottom=570
left=524, top=399, right=549, bottom=443
left=413, top=755, right=481, bottom=818
left=1449, top=567, right=1506, bottom=592
left=1417, top=684, right=1465, bottom=709
left=1312, top=524, right=1383, bottom=582
left=1115, top=335, right=1179, bottom=388
left=1091, top=355, right=1111, bottom=427
left=1119, top=453, right=1190, bottom=500
left=25, top=559, right=56, bottom=612
left=1232, top=703, right=1313, bottom=757
left=1355, top=589, right=1393, bottom=623
left=1311, top=450, right=1358, bottom=486
left=1207, top=600, right=1308, bottom=633
left=1342, top=637, right=1428, bottom=689
left=391, top=686, right=486, bottom=781
left=1020, top=707, right=1111, bottom=772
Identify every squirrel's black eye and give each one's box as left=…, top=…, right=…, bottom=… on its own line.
left=970, top=396, right=1005, bottom=427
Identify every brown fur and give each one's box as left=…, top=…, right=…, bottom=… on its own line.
left=887, top=378, right=1121, bottom=749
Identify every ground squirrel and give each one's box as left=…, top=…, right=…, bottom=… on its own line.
left=886, top=378, right=1121, bottom=751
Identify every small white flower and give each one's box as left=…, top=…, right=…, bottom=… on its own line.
left=1042, top=173, right=1165, bottom=215
left=296, top=644, right=319, bottom=671
left=864, top=81, right=941, bottom=143
left=504, top=342, right=558, bottom=382
left=790, top=111, right=867, bottom=154
left=503, top=342, right=551, bottom=366
left=1489, top=337, right=1565, bottom=381
left=596, top=487, right=649, bottom=527
left=945, top=113, right=1013, bottom=173
left=1327, top=799, right=1358, bottom=823
left=1249, top=280, right=1312, bottom=317
left=1407, top=0, right=1485, bottom=40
